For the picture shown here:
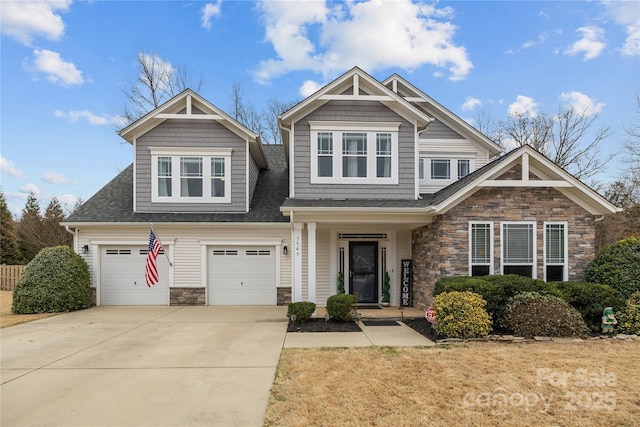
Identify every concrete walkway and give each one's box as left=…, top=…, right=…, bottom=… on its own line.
left=1, top=306, right=433, bottom=427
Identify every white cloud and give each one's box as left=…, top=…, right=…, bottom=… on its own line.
left=0, top=0, right=72, bottom=46
left=462, top=97, right=481, bottom=111
left=559, top=91, right=604, bottom=116
left=522, top=33, right=548, bottom=49
left=201, top=1, right=222, bottom=30
left=20, top=183, right=40, bottom=195
left=564, top=26, right=606, bottom=60
left=603, top=0, right=640, bottom=55
left=0, top=157, right=26, bottom=178
left=31, top=49, right=84, bottom=86
left=55, top=194, right=79, bottom=206
left=508, top=95, right=539, bottom=117
left=299, top=80, right=323, bottom=97
left=53, top=109, right=120, bottom=126
left=42, top=171, right=79, bottom=185
left=254, top=0, right=472, bottom=83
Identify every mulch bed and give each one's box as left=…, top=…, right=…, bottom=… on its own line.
left=403, top=317, right=439, bottom=339
left=287, top=318, right=362, bottom=332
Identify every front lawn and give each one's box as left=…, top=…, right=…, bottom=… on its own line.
left=266, top=341, right=640, bottom=426
left=0, top=291, right=57, bottom=328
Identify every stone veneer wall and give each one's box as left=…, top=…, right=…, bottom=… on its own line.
left=411, top=186, right=596, bottom=309
left=170, top=288, right=206, bottom=306
left=277, top=287, right=292, bottom=306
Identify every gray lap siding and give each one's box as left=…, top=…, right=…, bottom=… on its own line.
left=293, top=100, right=416, bottom=199
left=135, top=119, right=247, bottom=213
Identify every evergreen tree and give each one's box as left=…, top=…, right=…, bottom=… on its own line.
left=42, top=197, right=72, bottom=248
left=0, top=191, right=23, bottom=264
left=17, top=193, right=43, bottom=262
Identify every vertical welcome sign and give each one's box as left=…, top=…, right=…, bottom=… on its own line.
left=401, top=259, right=412, bottom=307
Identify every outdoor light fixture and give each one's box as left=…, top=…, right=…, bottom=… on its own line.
left=283, top=246, right=288, bottom=255
left=82, top=245, right=89, bottom=254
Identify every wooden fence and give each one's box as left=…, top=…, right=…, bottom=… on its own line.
left=0, top=265, right=26, bottom=291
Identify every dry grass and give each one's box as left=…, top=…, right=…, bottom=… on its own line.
left=266, top=341, right=640, bottom=427
left=0, top=290, right=57, bottom=328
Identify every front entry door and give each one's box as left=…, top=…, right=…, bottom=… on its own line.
left=349, top=242, right=378, bottom=303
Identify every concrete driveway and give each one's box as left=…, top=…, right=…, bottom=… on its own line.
left=1, top=306, right=288, bottom=427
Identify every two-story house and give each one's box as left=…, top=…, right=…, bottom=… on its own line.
left=64, top=67, right=619, bottom=308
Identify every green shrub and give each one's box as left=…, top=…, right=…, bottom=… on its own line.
left=326, top=293, right=357, bottom=321
left=503, top=292, right=589, bottom=338
left=616, top=291, right=640, bottom=335
left=287, top=301, right=316, bottom=323
left=434, top=291, right=492, bottom=339
left=585, top=237, right=640, bottom=299
left=433, top=275, right=560, bottom=327
left=552, top=282, right=625, bottom=332
left=12, top=246, right=91, bottom=314
left=337, top=272, right=345, bottom=294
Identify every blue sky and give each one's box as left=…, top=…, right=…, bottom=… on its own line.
left=1, top=0, right=639, bottom=216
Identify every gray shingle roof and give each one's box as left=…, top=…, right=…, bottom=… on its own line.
left=65, top=145, right=289, bottom=223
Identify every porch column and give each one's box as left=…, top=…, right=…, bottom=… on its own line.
left=307, top=222, right=316, bottom=303
left=292, top=223, right=303, bottom=302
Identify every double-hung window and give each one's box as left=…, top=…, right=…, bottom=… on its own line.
left=469, top=222, right=493, bottom=276
left=419, top=156, right=475, bottom=186
left=501, top=222, right=536, bottom=278
left=544, top=222, right=567, bottom=281
left=150, top=148, right=232, bottom=203
left=310, top=122, right=400, bottom=184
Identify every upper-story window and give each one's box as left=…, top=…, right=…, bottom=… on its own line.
left=150, top=147, right=232, bottom=203
left=310, top=121, right=400, bottom=184
left=419, top=156, right=475, bottom=185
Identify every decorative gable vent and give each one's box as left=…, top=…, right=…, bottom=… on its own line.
left=338, top=233, right=388, bottom=240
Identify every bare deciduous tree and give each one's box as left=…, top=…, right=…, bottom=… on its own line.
left=122, top=52, right=204, bottom=124
left=264, top=97, right=297, bottom=144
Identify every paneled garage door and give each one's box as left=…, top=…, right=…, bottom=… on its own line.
left=208, top=246, right=276, bottom=305
left=101, top=246, right=169, bottom=305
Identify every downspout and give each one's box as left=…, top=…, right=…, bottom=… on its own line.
left=595, top=215, right=605, bottom=222
left=65, top=225, right=78, bottom=253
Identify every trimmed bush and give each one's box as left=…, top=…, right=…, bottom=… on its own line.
left=287, top=301, right=316, bottom=324
left=433, top=275, right=560, bottom=327
left=552, top=282, right=625, bottom=332
left=503, top=292, right=589, bottom=338
left=326, top=293, right=357, bottom=321
left=585, top=237, right=640, bottom=299
left=12, top=246, right=91, bottom=314
left=616, top=291, right=640, bottom=335
left=434, top=291, right=492, bottom=339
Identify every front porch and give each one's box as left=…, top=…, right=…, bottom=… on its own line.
left=315, top=305, right=425, bottom=320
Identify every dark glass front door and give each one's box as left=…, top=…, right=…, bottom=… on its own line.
left=349, top=242, right=378, bottom=303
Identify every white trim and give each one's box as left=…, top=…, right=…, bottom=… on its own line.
left=307, top=223, right=316, bottom=304
left=292, top=223, right=303, bottom=302
left=246, top=142, right=250, bottom=212
left=309, top=123, right=401, bottom=185
left=500, top=221, right=537, bottom=279
left=290, top=120, right=295, bottom=198
left=133, top=136, right=137, bottom=212
left=543, top=221, right=568, bottom=282
left=154, top=113, right=225, bottom=120
left=200, top=238, right=283, bottom=246
left=479, top=180, right=573, bottom=187
left=469, top=221, right=494, bottom=276
left=150, top=149, right=232, bottom=204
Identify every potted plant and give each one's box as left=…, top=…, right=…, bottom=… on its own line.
left=381, top=271, right=391, bottom=306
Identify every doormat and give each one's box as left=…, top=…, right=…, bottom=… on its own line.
left=357, top=305, right=382, bottom=309
left=362, top=320, right=400, bottom=326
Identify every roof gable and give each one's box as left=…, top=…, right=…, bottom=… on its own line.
left=279, top=67, right=433, bottom=130
left=430, top=145, right=620, bottom=215
left=382, top=74, right=502, bottom=157
left=118, top=89, right=268, bottom=168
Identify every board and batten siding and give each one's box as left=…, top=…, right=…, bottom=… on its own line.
left=293, top=100, right=416, bottom=200
left=135, top=119, right=247, bottom=213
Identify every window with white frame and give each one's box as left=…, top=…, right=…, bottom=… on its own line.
left=469, top=222, right=493, bottom=276
left=419, top=156, right=475, bottom=185
left=150, top=148, right=231, bottom=203
left=310, top=122, right=400, bottom=184
left=544, top=222, right=567, bottom=281
left=502, top=222, right=536, bottom=278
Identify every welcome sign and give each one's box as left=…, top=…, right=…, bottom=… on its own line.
left=401, top=259, right=412, bottom=307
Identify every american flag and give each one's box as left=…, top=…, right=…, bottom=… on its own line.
left=145, top=229, right=162, bottom=287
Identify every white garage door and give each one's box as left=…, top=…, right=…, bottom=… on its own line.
left=208, top=246, right=276, bottom=305
left=101, top=246, right=169, bottom=305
